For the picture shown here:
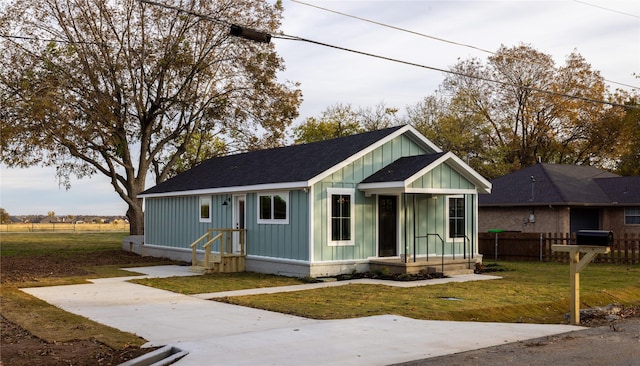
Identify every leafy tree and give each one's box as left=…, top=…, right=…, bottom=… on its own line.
left=615, top=96, right=640, bottom=175
left=293, top=103, right=398, bottom=144
left=0, top=0, right=301, bottom=234
left=405, top=44, right=634, bottom=178
left=0, top=208, right=10, bottom=224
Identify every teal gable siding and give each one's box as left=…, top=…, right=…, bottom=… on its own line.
left=312, top=134, right=434, bottom=262
left=409, top=163, right=475, bottom=190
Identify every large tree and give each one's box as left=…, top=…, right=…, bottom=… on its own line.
left=405, top=44, right=634, bottom=178
left=292, top=103, right=398, bottom=144
left=0, top=0, right=301, bottom=234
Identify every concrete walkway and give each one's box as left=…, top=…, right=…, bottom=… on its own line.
left=22, top=265, right=584, bottom=366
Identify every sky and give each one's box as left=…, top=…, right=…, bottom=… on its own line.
left=1, top=0, right=638, bottom=216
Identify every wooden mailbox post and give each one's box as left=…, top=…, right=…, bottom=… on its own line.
left=551, top=244, right=610, bottom=325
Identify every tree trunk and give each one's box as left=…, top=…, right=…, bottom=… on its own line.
left=126, top=199, right=145, bottom=235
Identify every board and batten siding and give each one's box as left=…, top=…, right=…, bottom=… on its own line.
left=245, top=191, right=310, bottom=261
left=409, top=163, right=475, bottom=190
left=403, top=193, right=477, bottom=257
left=312, top=134, right=434, bottom=262
left=144, top=195, right=231, bottom=249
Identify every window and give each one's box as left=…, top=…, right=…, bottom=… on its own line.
left=328, top=188, right=355, bottom=245
left=199, top=196, right=211, bottom=223
left=448, top=196, right=465, bottom=238
left=625, top=208, right=640, bottom=225
left=257, top=192, right=289, bottom=224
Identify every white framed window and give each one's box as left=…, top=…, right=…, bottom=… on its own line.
left=447, top=195, right=465, bottom=239
left=625, top=208, right=640, bottom=225
left=257, top=192, right=289, bottom=224
left=199, top=196, right=211, bottom=223
left=327, top=187, right=355, bottom=246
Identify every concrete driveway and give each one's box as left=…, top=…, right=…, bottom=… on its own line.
left=22, top=265, right=583, bottom=366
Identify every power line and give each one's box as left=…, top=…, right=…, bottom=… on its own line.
left=290, top=0, right=494, bottom=55
left=573, top=0, right=640, bottom=18
left=273, top=34, right=638, bottom=111
left=290, top=0, right=638, bottom=91
left=6, top=0, right=637, bottom=112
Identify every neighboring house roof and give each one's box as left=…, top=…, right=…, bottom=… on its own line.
left=140, top=125, right=446, bottom=197
left=479, top=163, right=640, bottom=207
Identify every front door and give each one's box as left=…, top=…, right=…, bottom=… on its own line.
left=233, top=196, right=245, bottom=253
left=378, top=195, right=398, bottom=257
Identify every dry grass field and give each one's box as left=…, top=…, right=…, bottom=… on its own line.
left=1, top=222, right=130, bottom=233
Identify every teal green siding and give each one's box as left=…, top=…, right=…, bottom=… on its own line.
left=402, top=194, right=476, bottom=257
left=409, top=163, right=475, bottom=190
left=144, top=195, right=231, bottom=249
left=145, top=191, right=310, bottom=261
left=312, top=134, right=434, bottom=261
left=245, top=191, right=309, bottom=261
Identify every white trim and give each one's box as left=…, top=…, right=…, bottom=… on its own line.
left=199, top=196, right=212, bottom=223
left=257, top=191, right=290, bottom=225
left=446, top=195, right=465, bottom=240
left=361, top=187, right=478, bottom=196
left=327, top=187, right=356, bottom=246
left=308, top=185, right=315, bottom=262
left=138, top=181, right=309, bottom=198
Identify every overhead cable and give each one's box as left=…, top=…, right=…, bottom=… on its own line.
left=290, top=0, right=638, bottom=91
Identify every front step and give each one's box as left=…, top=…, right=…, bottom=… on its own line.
left=370, top=258, right=479, bottom=276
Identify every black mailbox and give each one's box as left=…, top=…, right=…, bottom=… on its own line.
left=576, top=230, right=613, bottom=246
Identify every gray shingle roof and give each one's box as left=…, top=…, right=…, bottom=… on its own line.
left=479, top=163, right=640, bottom=206
left=361, top=153, right=447, bottom=183
left=141, top=126, right=405, bottom=195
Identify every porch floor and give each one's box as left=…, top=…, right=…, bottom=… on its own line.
left=369, top=257, right=481, bottom=276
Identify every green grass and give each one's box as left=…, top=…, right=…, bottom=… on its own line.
left=135, top=261, right=640, bottom=324
left=0, top=232, right=129, bottom=256
left=131, top=272, right=305, bottom=294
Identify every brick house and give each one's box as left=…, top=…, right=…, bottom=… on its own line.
left=478, top=163, right=640, bottom=237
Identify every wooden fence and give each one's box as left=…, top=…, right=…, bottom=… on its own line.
left=478, top=232, right=640, bottom=265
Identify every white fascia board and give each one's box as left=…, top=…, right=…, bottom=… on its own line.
left=403, top=124, right=443, bottom=153
left=404, top=152, right=452, bottom=185
left=138, top=181, right=309, bottom=198
left=442, top=154, right=492, bottom=194
left=405, top=187, right=479, bottom=195
left=358, top=181, right=405, bottom=190
left=402, top=152, right=492, bottom=195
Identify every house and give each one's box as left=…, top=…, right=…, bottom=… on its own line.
left=136, top=125, right=492, bottom=277
left=478, top=163, right=640, bottom=236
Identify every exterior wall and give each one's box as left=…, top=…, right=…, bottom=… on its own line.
left=144, top=190, right=310, bottom=261
left=312, top=134, right=432, bottom=262
left=144, top=195, right=232, bottom=248
left=478, top=206, right=571, bottom=234
left=245, top=190, right=310, bottom=261
left=601, top=207, right=640, bottom=237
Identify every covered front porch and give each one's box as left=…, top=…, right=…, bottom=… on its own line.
left=359, top=152, right=491, bottom=276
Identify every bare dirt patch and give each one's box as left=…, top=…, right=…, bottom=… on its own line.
left=1, top=249, right=179, bottom=366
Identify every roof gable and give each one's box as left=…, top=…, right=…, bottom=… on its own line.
left=478, top=163, right=637, bottom=206
left=140, top=125, right=440, bottom=197
left=359, top=152, right=491, bottom=194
